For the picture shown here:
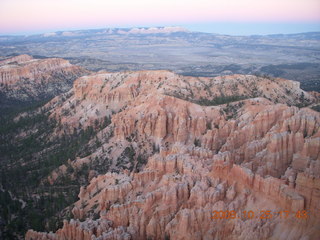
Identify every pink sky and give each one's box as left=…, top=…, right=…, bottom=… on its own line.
left=0, top=0, right=320, bottom=34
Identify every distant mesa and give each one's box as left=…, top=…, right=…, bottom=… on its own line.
left=61, top=31, right=78, bottom=37
left=41, top=26, right=190, bottom=37
left=100, top=26, right=190, bottom=35
left=121, top=26, right=189, bottom=34
left=43, top=32, right=57, bottom=37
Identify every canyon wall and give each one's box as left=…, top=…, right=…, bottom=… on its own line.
left=25, top=70, right=320, bottom=240
left=0, top=54, right=89, bottom=102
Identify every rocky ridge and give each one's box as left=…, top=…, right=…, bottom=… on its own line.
left=0, top=54, right=89, bottom=105
left=25, top=70, right=320, bottom=239
left=49, top=70, right=316, bottom=131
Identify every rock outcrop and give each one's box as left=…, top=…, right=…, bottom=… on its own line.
left=26, top=70, right=320, bottom=240
left=0, top=54, right=89, bottom=104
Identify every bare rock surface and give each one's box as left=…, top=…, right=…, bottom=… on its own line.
left=26, top=70, right=320, bottom=240
left=0, top=54, right=89, bottom=103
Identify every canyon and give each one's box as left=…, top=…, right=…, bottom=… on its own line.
left=16, top=69, right=320, bottom=239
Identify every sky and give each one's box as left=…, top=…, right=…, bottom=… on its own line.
left=0, top=0, right=320, bottom=35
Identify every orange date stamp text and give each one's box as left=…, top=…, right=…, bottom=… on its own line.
left=211, top=210, right=308, bottom=220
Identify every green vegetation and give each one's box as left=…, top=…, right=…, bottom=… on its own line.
left=221, top=101, right=245, bottom=120
left=194, top=138, right=201, bottom=147
left=0, top=97, right=53, bottom=118
left=0, top=106, right=112, bottom=237
left=165, top=91, right=249, bottom=107
left=295, top=92, right=312, bottom=108
left=136, top=154, right=148, bottom=171
left=116, top=146, right=136, bottom=171
left=311, top=105, right=320, bottom=112
left=194, top=95, right=248, bottom=106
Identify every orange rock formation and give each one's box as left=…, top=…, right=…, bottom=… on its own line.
left=26, top=70, right=320, bottom=240
left=0, top=54, right=89, bottom=101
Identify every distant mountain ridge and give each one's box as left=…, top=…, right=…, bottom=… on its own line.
left=0, top=26, right=191, bottom=39
left=0, top=27, right=319, bottom=92
left=1, top=26, right=319, bottom=38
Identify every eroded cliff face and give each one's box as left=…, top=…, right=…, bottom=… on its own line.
left=47, top=70, right=316, bottom=134
left=26, top=70, right=320, bottom=240
left=0, top=54, right=89, bottom=103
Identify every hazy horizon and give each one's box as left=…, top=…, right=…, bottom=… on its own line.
left=1, top=23, right=320, bottom=37
left=1, top=0, right=320, bottom=36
